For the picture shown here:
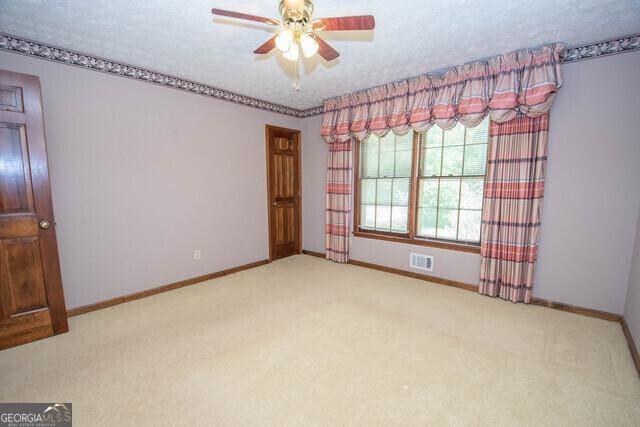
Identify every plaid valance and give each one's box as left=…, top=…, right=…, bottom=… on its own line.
left=321, top=44, right=564, bottom=143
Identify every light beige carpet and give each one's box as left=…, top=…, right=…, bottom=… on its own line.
left=1, top=255, right=639, bottom=426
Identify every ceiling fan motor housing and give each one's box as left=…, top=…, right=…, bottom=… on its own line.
left=280, top=0, right=314, bottom=25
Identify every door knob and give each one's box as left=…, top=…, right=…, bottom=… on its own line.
left=272, top=202, right=277, bottom=206
left=39, top=220, right=51, bottom=230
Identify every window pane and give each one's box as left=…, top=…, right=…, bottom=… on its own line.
left=458, top=210, right=481, bottom=242
left=466, top=118, right=489, bottom=145
left=442, top=146, right=463, bottom=176
left=460, top=178, right=484, bottom=210
left=376, top=179, right=392, bottom=205
left=375, top=205, right=391, bottom=231
left=361, top=179, right=377, bottom=204
left=396, top=132, right=413, bottom=150
left=362, top=139, right=379, bottom=178
left=437, top=208, right=458, bottom=240
left=438, top=178, right=460, bottom=209
left=419, top=179, right=438, bottom=208
left=361, top=205, right=376, bottom=229
left=443, top=125, right=465, bottom=146
left=423, top=147, right=442, bottom=176
left=463, top=144, right=488, bottom=176
left=417, top=207, right=437, bottom=237
left=379, top=151, right=395, bottom=177
left=391, top=206, right=408, bottom=232
left=380, top=133, right=395, bottom=149
left=392, top=178, right=410, bottom=206
left=394, top=147, right=412, bottom=177
left=425, top=127, right=443, bottom=147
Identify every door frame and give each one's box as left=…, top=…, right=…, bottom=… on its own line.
left=265, top=124, right=302, bottom=261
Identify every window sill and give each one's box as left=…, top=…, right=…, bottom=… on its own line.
left=352, top=230, right=481, bottom=254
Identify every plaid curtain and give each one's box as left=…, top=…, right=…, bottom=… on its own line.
left=325, top=140, right=353, bottom=263
left=320, top=44, right=562, bottom=141
left=479, top=114, right=550, bottom=303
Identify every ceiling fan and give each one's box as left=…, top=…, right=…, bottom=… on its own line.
left=211, top=0, right=375, bottom=62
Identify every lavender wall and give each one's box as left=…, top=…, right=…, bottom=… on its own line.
left=0, top=51, right=301, bottom=309
left=301, top=115, right=327, bottom=254
left=534, top=51, right=640, bottom=313
left=624, top=211, right=640, bottom=346
left=302, top=51, right=640, bottom=315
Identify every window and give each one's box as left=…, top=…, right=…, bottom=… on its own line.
left=355, top=118, right=489, bottom=251
left=359, top=132, right=413, bottom=234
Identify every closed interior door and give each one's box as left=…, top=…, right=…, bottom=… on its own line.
left=0, top=69, right=68, bottom=350
left=266, top=125, right=301, bottom=260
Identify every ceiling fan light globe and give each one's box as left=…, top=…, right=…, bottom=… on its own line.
left=275, top=29, right=293, bottom=52
left=283, top=0, right=304, bottom=12
left=300, top=33, right=319, bottom=58
left=283, top=44, right=300, bottom=61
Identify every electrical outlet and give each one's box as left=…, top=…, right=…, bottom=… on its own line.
left=194, top=249, right=201, bottom=261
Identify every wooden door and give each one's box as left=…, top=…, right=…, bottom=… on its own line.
left=266, top=125, right=301, bottom=260
left=0, top=70, right=68, bottom=350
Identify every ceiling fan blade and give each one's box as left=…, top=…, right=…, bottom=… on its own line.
left=211, top=8, right=279, bottom=25
left=312, top=15, right=375, bottom=31
left=254, top=36, right=277, bottom=54
left=313, top=35, right=340, bottom=61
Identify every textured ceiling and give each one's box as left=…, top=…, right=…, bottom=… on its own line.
left=1, top=0, right=639, bottom=109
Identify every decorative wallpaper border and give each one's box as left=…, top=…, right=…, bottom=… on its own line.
left=1, top=32, right=638, bottom=118
left=0, top=33, right=306, bottom=117
left=298, top=105, right=324, bottom=117
left=562, top=33, right=640, bottom=63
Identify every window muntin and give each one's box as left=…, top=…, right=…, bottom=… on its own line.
left=416, top=118, right=489, bottom=244
left=359, top=132, right=413, bottom=234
